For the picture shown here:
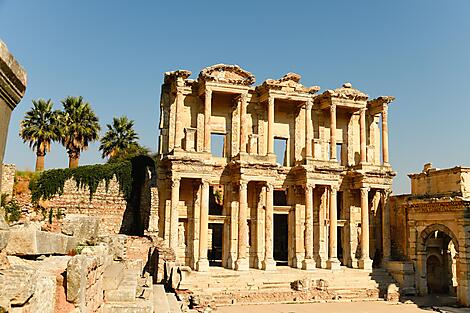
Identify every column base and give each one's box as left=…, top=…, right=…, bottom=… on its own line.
left=358, top=258, right=373, bottom=270
left=262, top=259, right=276, bottom=271
left=326, top=258, right=341, bottom=270
left=226, top=254, right=237, bottom=269
left=235, top=258, right=249, bottom=271
left=196, top=258, right=209, bottom=272
left=292, top=255, right=304, bottom=269
left=315, top=255, right=327, bottom=269
left=302, top=258, right=316, bottom=271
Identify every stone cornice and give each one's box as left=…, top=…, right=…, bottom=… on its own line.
left=198, top=64, right=255, bottom=86
left=368, top=96, right=395, bottom=108
left=316, top=83, right=368, bottom=102
left=0, top=40, right=27, bottom=109
left=256, top=72, right=320, bottom=96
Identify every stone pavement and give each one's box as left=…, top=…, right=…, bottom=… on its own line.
left=216, top=302, right=428, bottom=313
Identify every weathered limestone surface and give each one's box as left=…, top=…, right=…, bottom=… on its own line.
left=5, top=225, right=73, bottom=255
left=156, top=64, right=395, bottom=277
left=390, top=163, right=470, bottom=306
left=61, top=214, right=100, bottom=245
left=0, top=41, right=26, bottom=193
left=1, top=164, right=15, bottom=199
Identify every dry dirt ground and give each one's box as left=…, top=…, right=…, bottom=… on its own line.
left=215, top=301, right=465, bottom=313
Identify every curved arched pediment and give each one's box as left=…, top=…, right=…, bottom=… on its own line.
left=419, top=223, right=459, bottom=252
left=198, top=64, right=255, bottom=86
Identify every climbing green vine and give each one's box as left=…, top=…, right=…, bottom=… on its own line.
left=30, top=161, right=133, bottom=203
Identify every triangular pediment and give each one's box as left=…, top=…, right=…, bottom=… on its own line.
left=199, top=64, right=255, bottom=86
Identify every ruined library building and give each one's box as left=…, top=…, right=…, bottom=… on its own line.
left=156, top=64, right=395, bottom=272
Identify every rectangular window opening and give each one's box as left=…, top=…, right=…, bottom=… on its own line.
left=274, top=137, right=288, bottom=166
left=274, top=189, right=288, bottom=206
left=211, top=133, right=225, bottom=157
left=336, top=143, right=342, bottom=164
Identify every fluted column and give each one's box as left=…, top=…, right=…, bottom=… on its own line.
left=235, top=181, right=249, bottom=271
left=327, top=186, right=340, bottom=270
left=359, top=187, right=373, bottom=269
left=330, top=104, right=337, bottom=161
left=174, top=88, right=184, bottom=150
left=381, top=189, right=391, bottom=262
left=302, top=184, right=315, bottom=270
left=196, top=180, right=210, bottom=271
left=360, top=107, right=367, bottom=163
left=382, top=104, right=389, bottom=165
left=239, top=93, right=248, bottom=154
left=204, top=88, right=212, bottom=153
left=262, top=183, right=276, bottom=270
left=169, top=177, right=181, bottom=253
left=305, top=100, right=313, bottom=160
left=267, top=96, right=275, bottom=156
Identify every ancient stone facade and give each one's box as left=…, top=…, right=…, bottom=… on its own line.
left=389, top=163, right=470, bottom=306
left=0, top=41, right=26, bottom=193
left=1, top=164, right=15, bottom=199
left=156, top=64, right=395, bottom=273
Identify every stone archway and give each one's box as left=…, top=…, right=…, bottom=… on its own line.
left=417, top=224, right=459, bottom=297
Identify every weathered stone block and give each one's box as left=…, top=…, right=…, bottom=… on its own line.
left=62, top=214, right=99, bottom=245
left=5, top=227, right=71, bottom=255
left=0, top=265, right=36, bottom=306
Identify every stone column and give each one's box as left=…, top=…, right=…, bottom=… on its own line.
left=302, top=184, right=315, bottom=270
left=330, top=104, right=337, bottom=161
left=359, top=187, right=373, bottom=269
left=381, top=189, right=391, bottom=262
left=239, top=93, right=248, bottom=154
left=169, top=177, right=181, bottom=253
left=174, top=88, right=184, bottom=150
left=360, top=107, right=367, bottom=163
left=236, top=181, right=249, bottom=271
left=262, top=183, right=276, bottom=271
left=197, top=180, right=210, bottom=271
left=382, top=104, right=389, bottom=165
left=204, top=88, right=212, bottom=153
left=267, top=95, right=275, bottom=156
left=327, top=186, right=340, bottom=270
left=305, top=100, right=313, bottom=159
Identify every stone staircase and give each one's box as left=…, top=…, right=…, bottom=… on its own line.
left=153, top=285, right=184, bottom=313
left=179, top=266, right=399, bottom=306
left=102, top=263, right=155, bottom=312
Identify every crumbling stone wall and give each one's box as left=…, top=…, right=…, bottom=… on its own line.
left=1, top=163, right=15, bottom=199
left=44, top=177, right=128, bottom=235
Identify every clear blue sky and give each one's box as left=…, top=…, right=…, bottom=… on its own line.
left=1, top=0, right=469, bottom=194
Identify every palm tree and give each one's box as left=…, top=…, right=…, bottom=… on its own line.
left=99, top=116, right=139, bottom=159
left=19, top=99, right=60, bottom=171
left=59, top=96, right=100, bottom=168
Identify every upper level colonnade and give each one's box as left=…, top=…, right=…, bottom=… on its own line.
left=158, top=64, right=394, bottom=168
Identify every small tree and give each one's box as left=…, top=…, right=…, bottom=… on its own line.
left=19, top=99, right=60, bottom=171
left=59, top=96, right=100, bottom=168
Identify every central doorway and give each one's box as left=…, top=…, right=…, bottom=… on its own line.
left=273, top=214, right=288, bottom=265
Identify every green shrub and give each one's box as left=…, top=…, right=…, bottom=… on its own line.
left=4, top=199, right=21, bottom=222
left=30, top=160, right=133, bottom=203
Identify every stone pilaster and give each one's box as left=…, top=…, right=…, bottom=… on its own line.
left=329, top=104, right=337, bottom=161
left=262, top=183, right=276, bottom=271
left=381, top=189, right=391, bottom=262
left=196, top=180, right=209, bottom=271
left=305, top=100, right=313, bottom=160
left=174, top=88, right=184, bottom=150
left=360, top=107, right=367, bottom=163
left=382, top=104, right=389, bottom=165
left=204, top=88, right=212, bottom=152
left=267, top=95, right=275, bottom=156
left=227, top=185, right=238, bottom=269
left=239, top=93, right=248, bottom=154
left=327, top=186, right=340, bottom=270
left=314, top=187, right=328, bottom=268
left=169, top=177, right=181, bottom=254
left=359, top=187, right=373, bottom=270
left=302, top=184, right=315, bottom=270
left=235, top=181, right=249, bottom=271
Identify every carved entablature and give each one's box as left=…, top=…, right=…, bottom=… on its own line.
left=256, top=73, right=320, bottom=103
left=198, top=64, right=255, bottom=86
left=164, top=70, right=192, bottom=85
left=368, top=96, right=395, bottom=115
left=316, top=83, right=368, bottom=110
left=405, top=200, right=469, bottom=214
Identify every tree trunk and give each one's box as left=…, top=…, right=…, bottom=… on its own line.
left=68, top=153, right=80, bottom=168
left=35, top=155, right=45, bottom=172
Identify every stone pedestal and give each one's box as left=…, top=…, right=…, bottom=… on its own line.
left=326, top=258, right=341, bottom=270
left=358, top=258, right=373, bottom=270
left=302, top=258, right=315, bottom=271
